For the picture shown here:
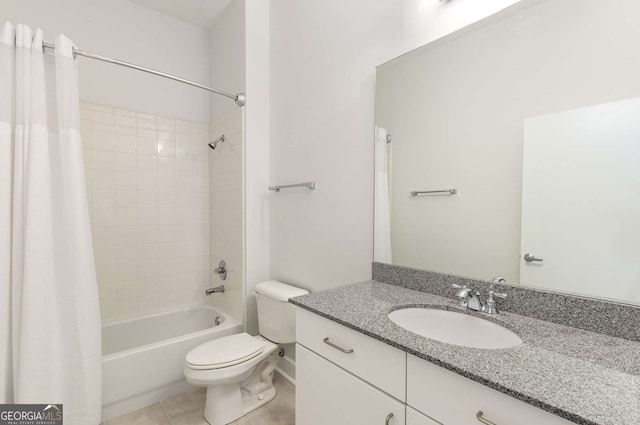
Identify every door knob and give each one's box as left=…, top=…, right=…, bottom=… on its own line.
left=523, top=253, right=543, bottom=263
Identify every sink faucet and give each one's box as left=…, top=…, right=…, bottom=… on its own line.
left=451, top=284, right=507, bottom=314
left=205, top=285, right=225, bottom=295
left=452, top=284, right=484, bottom=311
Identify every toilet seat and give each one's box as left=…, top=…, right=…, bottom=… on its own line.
left=186, top=333, right=264, bottom=370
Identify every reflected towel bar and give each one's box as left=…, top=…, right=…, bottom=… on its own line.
left=269, top=182, right=316, bottom=192
left=410, top=189, right=457, bottom=196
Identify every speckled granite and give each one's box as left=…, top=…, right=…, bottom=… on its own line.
left=290, top=281, right=640, bottom=425
left=372, top=262, right=640, bottom=342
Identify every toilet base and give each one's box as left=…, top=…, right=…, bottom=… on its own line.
left=203, top=351, right=278, bottom=425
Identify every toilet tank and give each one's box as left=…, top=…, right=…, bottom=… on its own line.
left=255, top=280, right=309, bottom=344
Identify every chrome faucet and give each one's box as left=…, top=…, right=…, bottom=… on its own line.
left=213, top=260, right=227, bottom=280
left=451, top=284, right=507, bottom=314
left=205, top=285, right=225, bottom=295
left=452, top=284, right=484, bottom=311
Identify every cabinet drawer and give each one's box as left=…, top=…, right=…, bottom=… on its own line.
left=407, top=354, right=576, bottom=425
left=296, top=344, right=405, bottom=425
left=296, top=307, right=406, bottom=401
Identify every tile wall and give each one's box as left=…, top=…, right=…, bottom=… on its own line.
left=80, top=102, right=211, bottom=322
left=208, top=108, right=244, bottom=323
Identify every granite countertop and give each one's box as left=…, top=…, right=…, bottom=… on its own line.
left=289, top=281, right=640, bottom=425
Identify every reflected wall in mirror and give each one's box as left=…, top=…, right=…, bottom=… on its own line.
left=374, top=0, right=640, bottom=305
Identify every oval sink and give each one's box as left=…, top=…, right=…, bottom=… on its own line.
left=388, top=308, right=522, bottom=349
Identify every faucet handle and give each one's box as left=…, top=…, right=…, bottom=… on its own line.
left=483, top=286, right=507, bottom=314
left=451, top=284, right=466, bottom=289
left=491, top=291, right=507, bottom=299
left=488, top=285, right=507, bottom=299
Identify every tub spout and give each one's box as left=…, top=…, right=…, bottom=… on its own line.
left=205, top=286, right=225, bottom=295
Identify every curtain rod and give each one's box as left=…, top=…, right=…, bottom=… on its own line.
left=42, top=41, right=246, bottom=107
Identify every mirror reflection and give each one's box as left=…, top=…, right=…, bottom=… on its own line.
left=374, top=0, right=640, bottom=304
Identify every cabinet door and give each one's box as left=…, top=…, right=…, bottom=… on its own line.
left=407, top=407, right=440, bottom=425
left=296, top=344, right=405, bottom=425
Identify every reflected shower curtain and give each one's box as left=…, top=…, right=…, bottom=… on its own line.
left=0, top=23, right=102, bottom=424
left=374, top=127, right=392, bottom=263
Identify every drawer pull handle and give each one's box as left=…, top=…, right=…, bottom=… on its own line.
left=476, top=411, right=498, bottom=425
left=323, top=337, right=354, bottom=354
left=385, top=413, right=393, bottom=425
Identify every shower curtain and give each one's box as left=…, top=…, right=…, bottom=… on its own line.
left=374, top=126, right=392, bottom=263
left=0, top=23, right=102, bottom=424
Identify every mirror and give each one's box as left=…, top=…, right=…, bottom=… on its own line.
left=374, top=0, right=640, bottom=305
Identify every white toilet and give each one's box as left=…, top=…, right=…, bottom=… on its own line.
left=184, top=280, right=308, bottom=425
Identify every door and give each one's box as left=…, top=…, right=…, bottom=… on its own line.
left=520, top=97, right=640, bottom=301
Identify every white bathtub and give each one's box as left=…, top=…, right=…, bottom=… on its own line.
left=101, top=305, right=242, bottom=422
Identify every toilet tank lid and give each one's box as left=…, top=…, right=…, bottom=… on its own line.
left=255, top=280, right=309, bottom=302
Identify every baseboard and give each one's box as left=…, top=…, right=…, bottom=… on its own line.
left=275, top=354, right=296, bottom=385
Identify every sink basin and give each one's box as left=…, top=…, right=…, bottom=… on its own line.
left=388, top=308, right=523, bottom=349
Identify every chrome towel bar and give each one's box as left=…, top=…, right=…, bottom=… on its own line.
left=410, top=189, right=457, bottom=196
left=269, top=182, right=316, bottom=192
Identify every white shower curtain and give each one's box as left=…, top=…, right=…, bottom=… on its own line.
left=374, top=126, right=392, bottom=263
left=0, top=23, right=102, bottom=424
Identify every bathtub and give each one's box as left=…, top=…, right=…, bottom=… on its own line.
left=101, top=305, right=242, bottom=422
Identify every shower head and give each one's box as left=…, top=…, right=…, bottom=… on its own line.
left=208, top=135, right=225, bottom=150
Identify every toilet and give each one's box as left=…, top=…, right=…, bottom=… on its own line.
left=184, top=280, right=308, bottom=425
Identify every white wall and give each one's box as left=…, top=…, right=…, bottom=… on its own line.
left=4, top=0, right=210, bottom=123
left=268, top=0, right=523, bottom=293
left=244, top=0, right=271, bottom=336
left=209, top=0, right=246, bottom=123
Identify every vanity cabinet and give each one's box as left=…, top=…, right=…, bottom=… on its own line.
left=296, top=307, right=576, bottom=425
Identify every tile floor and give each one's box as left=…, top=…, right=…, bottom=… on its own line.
left=103, top=373, right=295, bottom=425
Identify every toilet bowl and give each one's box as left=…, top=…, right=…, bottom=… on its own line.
left=184, top=280, right=308, bottom=425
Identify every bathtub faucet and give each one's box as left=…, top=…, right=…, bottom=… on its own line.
left=205, top=286, right=225, bottom=295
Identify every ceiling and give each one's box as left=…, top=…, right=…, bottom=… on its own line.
left=130, top=0, right=233, bottom=29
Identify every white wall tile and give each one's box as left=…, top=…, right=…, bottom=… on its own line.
left=116, top=134, right=137, bottom=153
left=137, top=155, right=157, bottom=173
left=157, top=175, right=175, bottom=192
left=157, top=139, right=176, bottom=158
left=116, top=171, right=138, bottom=190
left=138, top=174, right=157, bottom=191
left=176, top=141, right=193, bottom=160
left=158, top=191, right=176, bottom=208
left=91, top=110, right=115, bottom=125
left=92, top=131, right=115, bottom=151
left=92, top=170, right=115, bottom=189
left=116, top=115, right=137, bottom=128
left=116, top=190, right=138, bottom=208
left=138, top=191, right=157, bottom=209
left=116, top=153, right=137, bottom=171
left=93, top=226, right=117, bottom=247
left=93, top=207, right=116, bottom=227
left=136, top=137, right=157, bottom=155
left=93, top=189, right=116, bottom=209
left=85, top=102, right=211, bottom=322
left=157, top=157, right=176, bottom=175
